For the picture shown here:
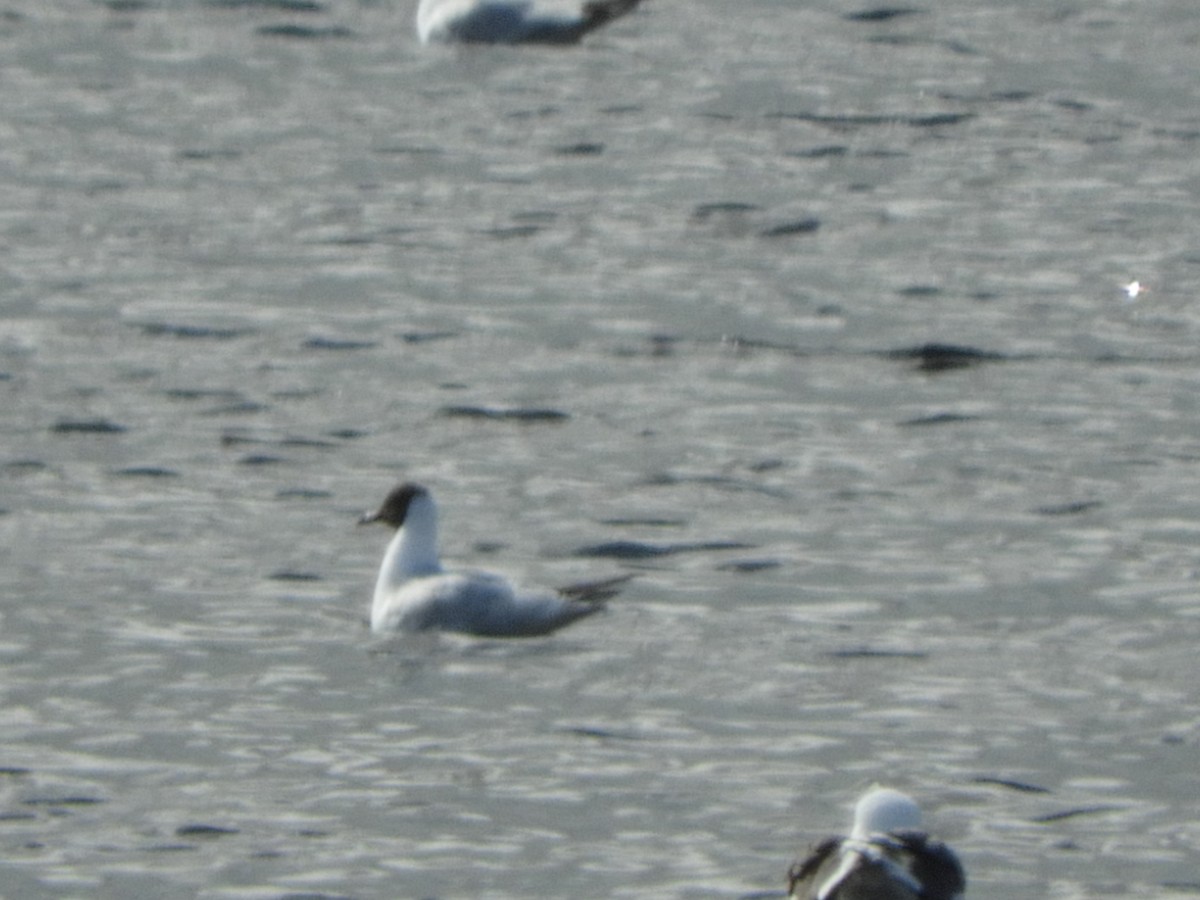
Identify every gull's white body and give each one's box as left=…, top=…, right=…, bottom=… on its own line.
left=788, top=788, right=965, bottom=900
left=363, top=484, right=622, bottom=637
left=416, top=0, right=642, bottom=45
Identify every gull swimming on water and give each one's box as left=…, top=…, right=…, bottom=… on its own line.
left=787, top=787, right=966, bottom=900
left=416, top=0, right=645, bottom=45
left=359, top=482, right=630, bottom=636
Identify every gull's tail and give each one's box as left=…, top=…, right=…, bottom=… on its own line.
left=579, top=0, right=645, bottom=37
left=557, top=573, right=635, bottom=604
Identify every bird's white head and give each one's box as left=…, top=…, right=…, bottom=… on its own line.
left=850, top=787, right=923, bottom=839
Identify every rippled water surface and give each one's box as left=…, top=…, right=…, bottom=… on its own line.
left=3, top=1, right=1200, bottom=897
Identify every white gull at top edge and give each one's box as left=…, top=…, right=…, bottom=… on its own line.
left=416, top=0, right=646, bottom=46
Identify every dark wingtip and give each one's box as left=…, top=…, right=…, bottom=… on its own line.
left=580, top=0, right=644, bottom=32
left=557, top=573, right=635, bottom=603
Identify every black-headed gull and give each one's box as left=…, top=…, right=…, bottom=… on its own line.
left=787, top=787, right=966, bottom=900
left=359, top=482, right=630, bottom=636
left=417, top=0, right=645, bottom=45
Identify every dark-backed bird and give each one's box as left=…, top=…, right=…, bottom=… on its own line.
left=787, top=787, right=966, bottom=900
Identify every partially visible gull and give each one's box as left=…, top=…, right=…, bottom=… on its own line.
left=787, top=787, right=966, bottom=900
left=359, top=482, right=630, bottom=636
left=417, top=0, right=645, bottom=45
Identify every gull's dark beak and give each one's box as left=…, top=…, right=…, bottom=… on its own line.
left=357, top=509, right=381, bottom=526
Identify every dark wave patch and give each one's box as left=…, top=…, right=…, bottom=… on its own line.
left=177, top=148, right=243, bottom=162
left=401, top=330, right=459, bottom=344
left=759, top=217, right=821, bottom=238
left=897, top=284, right=941, bottom=298
left=883, top=342, right=1007, bottom=372
left=239, top=454, right=286, bottom=466
left=375, top=144, right=442, bottom=158
left=1032, top=805, right=1123, bottom=823
left=115, top=466, right=180, bottom=478
left=574, top=540, right=754, bottom=560
left=223, top=429, right=339, bottom=455
left=3, top=460, right=47, bottom=474
left=506, top=106, right=561, bottom=121
left=272, top=388, right=323, bottom=401
left=136, top=322, right=252, bottom=340
left=691, top=201, right=761, bottom=222
left=163, top=388, right=244, bottom=403
left=898, top=412, right=979, bottom=427
left=439, top=405, right=569, bottom=423
left=786, top=145, right=849, bottom=159
left=175, top=824, right=240, bottom=838
left=279, top=436, right=338, bottom=449
left=255, top=24, right=355, bottom=39
left=640, top=471, right=790, bottom=498
left=303, top=336, right=377, bottom=351
left=971, top=776, right=1051, bottom=794
left=205, top=399, right=268, bottom=416
left=471, top=541, right=508, bottom=554
left=716, top=558, right=782, bottom=573
left=844, top=7, right=921, bottom=22
left=221, top=430, right=264, bottom=447
left=560, top=725, right=642, bottom=741
left=275, top=488, right=333, bottom=500
left=826, top=647, right=928, bottom=660
left=1054, top=98, right=1093, bottom=113
left=643, top=333, right=679, bottom=357
left=938, top=89, right=1035, bottom=104
left=204, top=0, right=325, bottom=9
left=555, top=142, right=605, bottom=156
left=482, top=224, right=543, bottom=240
left=868, top=34, right=978, bottom=55
left=269, top=570, right=322, bottom=582
left=598, top=517, right=687, bottom=528
left=51, top=418, right=127, bottom=435
left=773, top=111, right=973, bottom=129
left=1151, top=127, right=1200, bottom=142
left=23, top=795, right=104, bottom=808
left=1033, top=500, right=1103, bottom=517
left=223, top=434, right=338, bottom=468
left=574, top=542, right=671, bottom=560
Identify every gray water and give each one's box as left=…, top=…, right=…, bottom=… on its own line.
left=2, top=0, right=1200, bottom=897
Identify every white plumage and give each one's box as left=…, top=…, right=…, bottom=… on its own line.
left=416, top=0, right=645, bottom=45
left=359, top=483, right=629, bottom=637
